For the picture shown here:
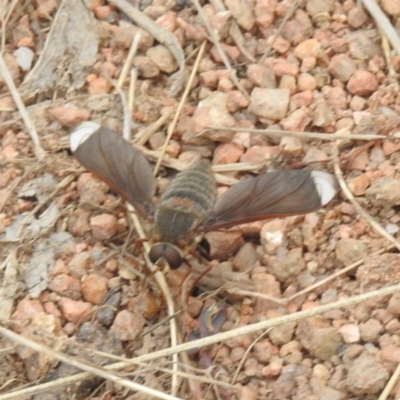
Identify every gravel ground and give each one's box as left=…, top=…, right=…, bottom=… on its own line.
left=2, top=0, right=400, bottom=399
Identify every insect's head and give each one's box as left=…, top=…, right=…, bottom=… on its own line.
left=148, top=242, right=184, bottom=269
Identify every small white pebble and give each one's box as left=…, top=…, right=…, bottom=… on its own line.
left=13, top=47, right=34, bottom=71
left=385, top=223, right=399, bottom=234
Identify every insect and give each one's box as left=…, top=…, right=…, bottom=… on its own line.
left=70, top=121, right=338, bottom=268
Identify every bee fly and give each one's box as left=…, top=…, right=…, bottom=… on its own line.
left=70, top=121, right=338, bottom=269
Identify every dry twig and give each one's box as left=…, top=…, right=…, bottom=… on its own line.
left=153, top=41, right=206, bottom=176
left=0, top=52, right=45, bottom=160
left=203, top=126, right=386, bottom=141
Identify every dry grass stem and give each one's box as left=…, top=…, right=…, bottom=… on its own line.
left=203, top=126, right=386, bottom=141
left=153, top=41, right=206, bottom=176
left=134, top=108, right=173, bottom=146
left=117, top=33, right=141, bottom=88
left=1, top=0, right=19, bottom=52
left=112, top=81, right=131, bottom=141
left=332, top=142, right=400, bottom=252
left=0, top=52, right=45, bottom=160
left=126, top=206, right=180, bottom=396
left=128, top=67, right=137, bottom=112
left=379, top=362, right=400, bottom=400
left=361, top=0, right=400, bottom=55
left=380, top=30, right=397, bottom=77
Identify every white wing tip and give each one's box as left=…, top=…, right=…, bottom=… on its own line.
left=69, top=121, right=101, bottom=152
left=311, top=171, right=338, bottom=206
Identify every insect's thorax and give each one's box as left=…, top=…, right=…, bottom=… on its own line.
left=154, top=160, right=217, bottom=243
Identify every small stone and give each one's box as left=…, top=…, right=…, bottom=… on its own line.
left=12, top=297, right=44, bottom=327
left=365, top=177, right=400, bottom=207
left=147, top=45, right=178, bottom=74
left=269, top=321, right=297, bottom=346
left=13, top=47, right=34, bottom=71
left=226, top=90, right=250, bottom=112
left=269, top=248, right=306, bottom=282
left=248, top=88, right=290, bottom=120
left=347, top=70, right=379, bottom=96
left=247, top=64, right=276, bottom=88
left=290, top=91, right=314, bottom=110
left=67, top=209, right=91, bottom=237
left=81, top=274, right=108, bottom=305
left=239, top=385, right=258, bottom=400
left=77, top=173, right=108, bottom=205
left=296, top=317, right=343, bottom=361
left=328, top=54, right=357, bottom=82
left=232, top=242, right=259, bottom=272
left=347, top=6, right=368, bottom=28
left=297, top=72, right=317, bottom=91
left=381, top=0, right=400, bottom=16
left=280, top=9, right=313, bottom=45
left=280, top=109, right=311, bottom=132
left=388, top=293, right=400, bottom=315
left=348, top=174, right=370, bottom=196
left=97, top=291, right=121, bottom=327
left=224, top=0, right=255, bottom=30
left=88, top=76, right=112, bottom=94
left=346, top=31, right=382, bottom=61
left=294, top=39, right=322, bottom=60
left=338, top=324, right=360, bottom=343
left=252, top=273, right=282, bottom=311
left=90, top=213, right=118, bottom=240
left=240, top=145, right=281, bottom=163
left=253, top=340, right=279, bottom=363
left=48, top=274, right=81, bottom=300
left=260, top=219, right=287, bottom=254
left=359, top=318, right=383, bottom=342
left=262, top=357, right=283, bottom=377
left=280, top=136, right=304, bottom=156
left=128, top=291, right=160, bottom=320
left=133, top=56, right=160, bottom=78
left=68, top=251, right=91, bottom=279
left=346, top=352, right=389, bottom=395
left=272, top=58, right=299, bottom=76
left=111, top=310, right=145, bottom=341
left=193, top=91, right=236, bottom=142
left=213, top=142, right=244, bottom=164
left=50, top=106, right=91, bottom=127
left=204, top=231, right=244, bottom=261
left=381, top=344, right=400, bottom=363
left=335, top=238, right=368, bottom=265
left=0, top=53, right=20, bottom=86
left=279, top=74, right=296, bottom=93
left=59, top=298, right=92, bottom=324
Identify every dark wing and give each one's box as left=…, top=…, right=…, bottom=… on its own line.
left=69, top=122, right=155, bottom=217
left=204, top=169, right=337, bottom=230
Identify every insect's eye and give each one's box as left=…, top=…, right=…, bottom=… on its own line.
left=148, top=242, right=183, bottom=269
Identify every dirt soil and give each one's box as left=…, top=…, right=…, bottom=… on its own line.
left=2, top=0, right=400, bottom=399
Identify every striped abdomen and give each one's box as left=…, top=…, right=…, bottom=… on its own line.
left=155, top=160, right=216, bottom=242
